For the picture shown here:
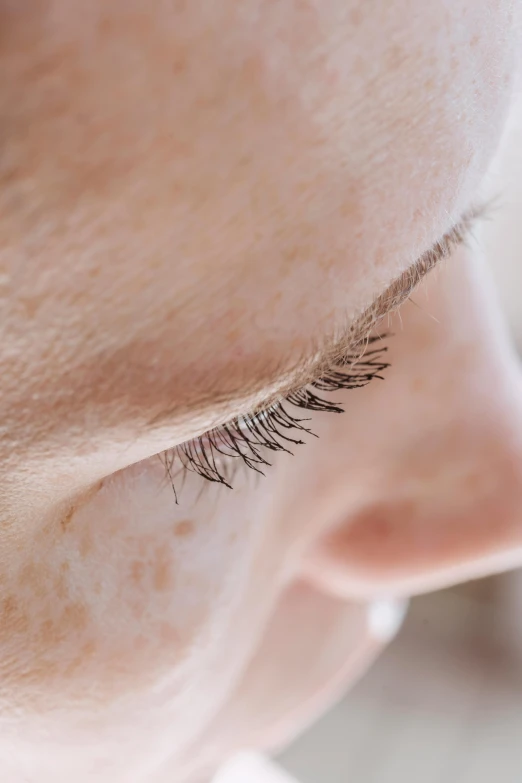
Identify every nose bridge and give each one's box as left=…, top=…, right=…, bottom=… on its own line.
left=385, top=409, right=518, bottom=505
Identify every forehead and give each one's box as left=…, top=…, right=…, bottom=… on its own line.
left=0, top=0, right=516, bottom=444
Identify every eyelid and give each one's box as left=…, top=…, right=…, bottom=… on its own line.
left=344, top=200, right=490, bottom=353
left=150, top=200, right=489, bottom=434
left=162, top=336, right=390, bottom=497
left=159, top=200, right=490, bottom=499
left=250, top=200, right=489, bottom=412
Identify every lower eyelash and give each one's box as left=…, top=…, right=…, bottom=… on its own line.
left=160, top=336, right=389, bottom=501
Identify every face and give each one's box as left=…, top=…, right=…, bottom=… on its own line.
left=1, top=1, right=522, bottom=780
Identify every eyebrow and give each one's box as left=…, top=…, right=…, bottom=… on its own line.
left=150, top=204, right=482, bottom=429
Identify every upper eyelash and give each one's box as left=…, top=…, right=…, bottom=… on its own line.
left=159, top=337, right=389, bottom=501
left=158, top=200, right=492, bottom=501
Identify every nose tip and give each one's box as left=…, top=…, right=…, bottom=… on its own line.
left=301, top=434, right=522, bottom=600
left=288, top=244, right=522, bottom=602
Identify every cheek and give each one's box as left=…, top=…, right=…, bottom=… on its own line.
left=0, top=461, right=275, bottom=749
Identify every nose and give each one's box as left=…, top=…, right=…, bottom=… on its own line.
left=298, top=246, right=522, bottom=598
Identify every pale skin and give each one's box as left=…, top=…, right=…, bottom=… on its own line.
left=1, top=1, right=522, bottom=781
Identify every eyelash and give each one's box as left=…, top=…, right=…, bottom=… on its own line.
left=159, top=337, right=389, bottom=501
left=157, top=199, right=490, bottom=501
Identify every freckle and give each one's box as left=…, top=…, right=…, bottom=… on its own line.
left=19, top=658, right=62, bottom=685
left=130, top=560, right=146, bottom=587
left=54, top=571, right=68, bottom=601
left=158, top=622, right=180, bottom=647
left=0, top=595, right=20, bottom=629
left=63, top=654, right=84, bottom=678
left=282, top=245, right=300, bottom=266
left=349, top=54, right=365, bottom=77
left=387, top=44, right=404, bottom=70
left=411, top=377, right=426, bottom=393
left=38, top=618, right=64, bottom=647
left=226, top=325, right=242, bottom=344
left=60, top=602, right=89, bottom=633
left=19, top=561, right=40, bottom=590
left=464, top=472, right=481, bottom=491
left=175, top=520, right=194, bottom=538
left=133, top=635, right=149, bottom=653
left=171, top=58, right=186, bottom=75
left=19, top=295, right=39, bottom=319
left=79, top=532, right=94, bottom=558
left=349, top=6, right=363, bottom=25
left=153, top=551, right=173, bottom=592
left=81, top=639, right=97, bottom=658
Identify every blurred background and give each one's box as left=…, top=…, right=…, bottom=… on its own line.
left=272, top=88, right=522, bottom=783
left=278, top=579, right=522, bottom=783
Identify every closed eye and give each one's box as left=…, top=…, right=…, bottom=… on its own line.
left=158, top=201, right=488, bottom=501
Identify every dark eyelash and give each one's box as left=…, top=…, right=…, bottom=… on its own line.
left=158, top=200, right=494, bottom=501
left=159, top=336, right=389, bottom=501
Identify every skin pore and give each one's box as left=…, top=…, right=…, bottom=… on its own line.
left=1, top=1, right=522, bottom=781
